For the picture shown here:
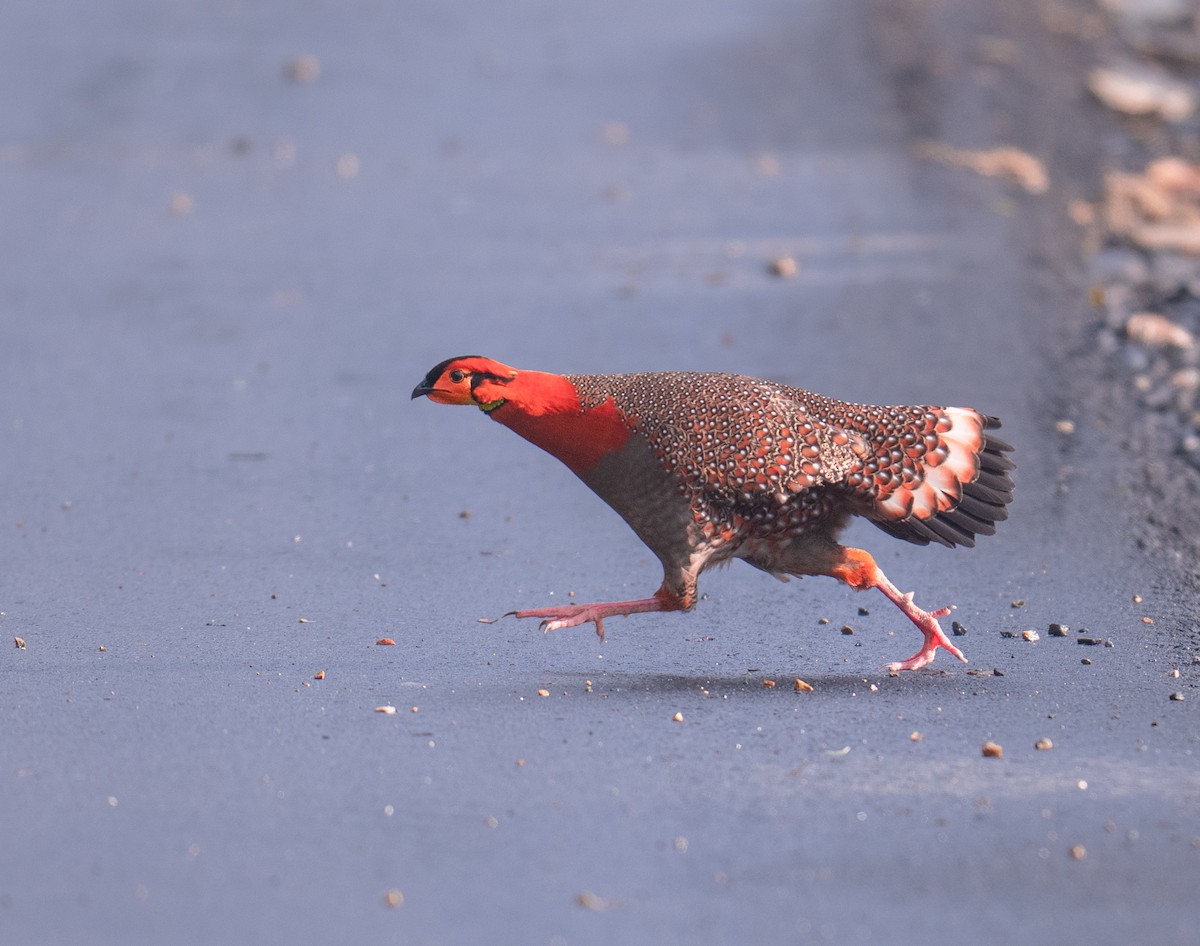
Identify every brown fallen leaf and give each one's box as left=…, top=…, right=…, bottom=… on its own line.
left=918, top=141, right=1048, bottom=194
left=1126, top=312, right=1195, bottom=349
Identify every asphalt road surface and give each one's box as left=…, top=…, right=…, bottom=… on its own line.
left=2, top=2, right=1197, bottom=944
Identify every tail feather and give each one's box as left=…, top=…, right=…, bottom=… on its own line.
left=863, top=410, right=1015, bottom=548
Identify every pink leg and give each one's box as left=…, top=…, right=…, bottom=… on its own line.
left=824, top=546, right=967, bottom=671
left=507, top=586, right=686, bottom=640
left=871, top=570, right=966, bottom=671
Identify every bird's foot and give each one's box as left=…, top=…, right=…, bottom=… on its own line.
left=507, top=595, right=671, bottom=640
left=883, top=598, right=965, bottom=671
left=873, top=580, right=966, bottom=671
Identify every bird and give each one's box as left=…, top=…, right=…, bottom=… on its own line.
left=412, top=356, right=1014, bottom=671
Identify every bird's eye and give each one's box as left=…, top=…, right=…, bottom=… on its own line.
left=449, top=369, right=466, bottom=383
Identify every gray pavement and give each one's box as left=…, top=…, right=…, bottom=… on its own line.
left=2, top=2, right=1198, bottom=944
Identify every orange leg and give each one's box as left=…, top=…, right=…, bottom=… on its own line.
left=508, top=586, right=688, bottom=640
left=825, top=547, right=966, bottom=671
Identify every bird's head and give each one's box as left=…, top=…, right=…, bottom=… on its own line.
left=411, top=355, right=520, bottom=413
left=412, top=355, right=629, bottom=474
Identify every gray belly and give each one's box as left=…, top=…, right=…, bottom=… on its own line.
left=578, top=431, right=699, bottom=569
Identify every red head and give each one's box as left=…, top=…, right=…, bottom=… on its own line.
left=410, top=355, right=520, bottom=412
left=412, top=355, right=629, bottom=475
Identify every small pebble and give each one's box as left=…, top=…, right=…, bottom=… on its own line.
left=1077, top=637, right=1104, bottom=646
left=1023, top=629, right=1040, bottom=642
left=383, top=889, right=404, bottom=908
left=1068, top=844, right=1087, bottom=861
left=1011, top=599, right=1026, bottom=608
left=1048, top=623, right=1069, bottom=637
left=981, top=740, right=1004, bottom=758
left=1035, top=738, right=1054, bottom=750
left=767, top=256, right=797, bottom=278
left=672, top=712, right=684, bottom=722
left=858, top=607, right=870, bottom=616
left=1169, top=692, right=1185, bottom=702
left=840, top=625, right=855, bottom=635
left=952, top=621, right=968, bottom=636
left=1082, top=657, right=1093, bottom=665
left=286, top=54, right=321, bottom=84
left=793, top=679, right=814, bottom=693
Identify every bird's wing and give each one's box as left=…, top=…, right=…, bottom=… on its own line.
left=774, top=383, right=1015, bottom=548
left=587, top=372, right=863, bottom=508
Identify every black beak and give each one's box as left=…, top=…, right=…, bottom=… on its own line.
left=411, top=381, right=435, bottom=400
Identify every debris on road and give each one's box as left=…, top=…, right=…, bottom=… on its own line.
left=918, top=141, right=1049, bottom=193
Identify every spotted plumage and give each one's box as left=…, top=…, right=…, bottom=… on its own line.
left=413, top=356, right=1015, bottom=671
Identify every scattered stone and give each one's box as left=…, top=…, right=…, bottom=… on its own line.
left=286, top=54, right=321, bottom=84
left=1023, top=629, right=1041, bottom=642
left=672, top=712, right=684, bottom=722
left=1082, top=657, right=1094, bottom=665
left=576, top=891, right=617, bottom=911
left=1069, top=844, right=1088, bottom=860
left=762, top=680, right=776, bottom=689
left=1048, top=623, right=1070, bottom=636
left=951, top=620, right=968, bottom=636
left=858, top=606, right=870, bottom=616
left=981, top=740, right=1004, bottom=758
left=383, top=888, right=404, bottom=908
left=793, top=679, right=814, bottom=693
left=1078, top=637, right=1106, bottom=645
left=767, top=256, right=798, bottom=278
left=1035, top=738, right=1054, bottom=750
left=13, top=636, right=26, bottom=650
left=840, top=625, right=855, bottom=635
left=1011, top=599, right=1026, bottom=608
left=1169, top=691, right=1186, bottom=701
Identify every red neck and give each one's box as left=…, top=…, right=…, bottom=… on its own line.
left=488, top=372, right=629, bottom=476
